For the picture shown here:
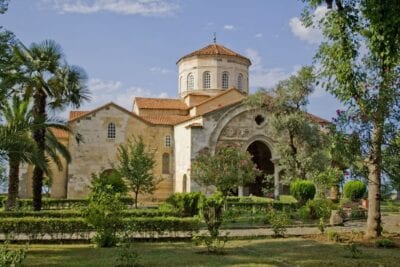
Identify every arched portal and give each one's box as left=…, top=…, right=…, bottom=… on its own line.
left=246, top=141, right=274, bottom=196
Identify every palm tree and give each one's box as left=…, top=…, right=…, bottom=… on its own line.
left=11, top=40, right=89, bottom=210
left=0, top=95, right=72, bottom=210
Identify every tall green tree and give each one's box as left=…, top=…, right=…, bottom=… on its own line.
left=246, top=67, right=330, bottom=181
left=192, top=145, right=258, bottom=202
left=302, top=0, right=400, bottom=237
left=9, top=40, right=89, bottom=210
left=0, top=95, right=71, bottom=210
left=117, top=136, right=158, bottom=208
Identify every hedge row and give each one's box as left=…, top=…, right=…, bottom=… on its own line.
left=0, top=209, right=183, bottom=219
left=1, top=197, right=134, bottom=210
left=227, top=202, right=297, bottom=211
left=0, top=217, right=201, bottom=236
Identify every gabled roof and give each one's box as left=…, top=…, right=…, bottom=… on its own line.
left=177, top=43, right=251, bottom=65
left=69, top=111, right=89, bottom=121
left=68, top=102, right=150, bottom=124
left=134, top=97, right=188, bottom=110
left=140, top=115, right=192, bottom=125
left=49, top=128, right=69, bottom=139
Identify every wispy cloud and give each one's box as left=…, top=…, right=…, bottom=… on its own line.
left=254, top=33, right=263, bottom=38
left=77, top=78, right=168, bottom=112
left=223, top=25, right=236, bottom=31
left=289, top=6, right=327, bottom=44
left=245, top=48, right=299, bottom=90
left=43, top=0, right=180, bottom=16
left=149, top=66, right=173, bottom=74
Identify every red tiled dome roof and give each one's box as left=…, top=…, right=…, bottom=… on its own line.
left=177, top=43, right=251, bottom=65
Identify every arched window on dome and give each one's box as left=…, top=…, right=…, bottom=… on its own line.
left=107, top=123, right=116, bottom=139
left=237, top=73, right=243, bottom=90
left=222, top=71, right=229, bottom=89
left=187, top=73, right=194, bottom=90
left=203, top=71, right=211, bottom=89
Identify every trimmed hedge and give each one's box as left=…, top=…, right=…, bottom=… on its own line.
left=166, top=192, right=204, bottom=216
left=1, top=197, right=134, bottom=210
left=0, top=209, right=183, bottom=219
left=290, top=180, right=316, bottom=205
left=343, top=180, right=366, bottom=201
left=227, top=201, right=297, bottom=211
left=0, top=217, right=201, bottom=236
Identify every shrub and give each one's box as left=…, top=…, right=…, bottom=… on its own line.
left=327, top=230, right=344, bottom=243
left=306, top=199, right=336, bottom=220
left=375, top=238, right=396, bottom=248
left=345, top=242, right=362, bottom=258
left=350, top=208, right=367, bottom=220
left=268, top=209, right=289, bottom=237
left=343, top=180, right=366, bottom=201
left=194, top=192, right=227, bottom=254
left=290, top=180, right=316, bottom=206
left=0, top=240, right=27, bottom=266
left=166, top=192, right=204, bottom=217
left=83, top=172, right=127, bottom=247
left=318, top=218, right=325, bottom=234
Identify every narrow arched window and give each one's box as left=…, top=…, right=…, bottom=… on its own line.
left=182, top=174, right=187, bottom=193
left=237, top=73, right=243, bottom=90
left=107, top=123, right=116, bottom=139
left=187, top=73, right=194, bottom=90
left=203, top=71, right=211, bottom=89
left=165, top=135, right=171, bottom=147
left=179, top=76, right=182, bottom=93
left=222, top=71, right=229, bottom=89
left=162, top=153, right=170, bottom=174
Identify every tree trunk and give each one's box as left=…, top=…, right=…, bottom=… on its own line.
left=32, top=90, right=47, bottom=211
left=6, top=157, right=20, bottom=211
left=365, top=123, right=383, bottom=238
left=134, top=192, right=138, bottom=209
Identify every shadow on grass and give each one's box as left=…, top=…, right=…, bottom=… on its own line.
left=25, top=238, right=400, bottom=267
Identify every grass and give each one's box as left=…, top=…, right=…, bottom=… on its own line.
left=19, top=238, right=400, bottom=267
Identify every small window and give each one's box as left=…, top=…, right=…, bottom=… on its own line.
left=182, top=174, right=187, bottom=193
left=222, top=71, right=229, bottom=89
left=187, top=73, right=194, bottom=90
left=179, top=76, right=182, bottom=93
left=107, top=123, right=116, bottom=139
left=162, top=153, right=170, bottom=174
left=237, top=73, right=243, bottom=90
left=165, top=135, right=171, bottom=147
left=203, top=71, right=211, bottom=89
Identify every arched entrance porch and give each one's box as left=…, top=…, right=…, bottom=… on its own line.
left=244, top=140, right=274, bottom=196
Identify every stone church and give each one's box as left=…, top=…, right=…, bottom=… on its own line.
left=19, top=43, right=327, bottom=202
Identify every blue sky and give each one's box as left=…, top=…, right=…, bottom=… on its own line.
left=1, top=0, right=341, bottom=120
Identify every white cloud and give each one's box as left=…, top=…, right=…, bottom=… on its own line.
left=149, top=67, right=173, bottom=74
left=43, top=0, right=179, bottom=16
left=245, top=48, right=299, bottom=90
left=254, top=33, right=263, bottom=38
left=80, top=78, right=168, bottom=111
left=289, top=6, right=328, bottom=44
left=223, top=25, right=235, bottom=31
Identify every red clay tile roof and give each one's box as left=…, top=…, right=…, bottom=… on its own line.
left=307, top=113, right=330, bottom=125
left=69, top=111, right=89, bottom=121
left=135, top=98, right=188, bottom=110
left=50, top=128, right=69, bottom=139
left=177, top=43, right=251, bottom=65
left=140, top=115, right=191, bottom=125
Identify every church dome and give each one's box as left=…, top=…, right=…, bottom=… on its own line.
left=177, top=43, right=251, bottom=98
left=177, top=43, right=251, bottom=65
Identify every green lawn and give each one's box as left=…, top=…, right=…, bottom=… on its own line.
left=22, top=238, right=399, bottom=267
